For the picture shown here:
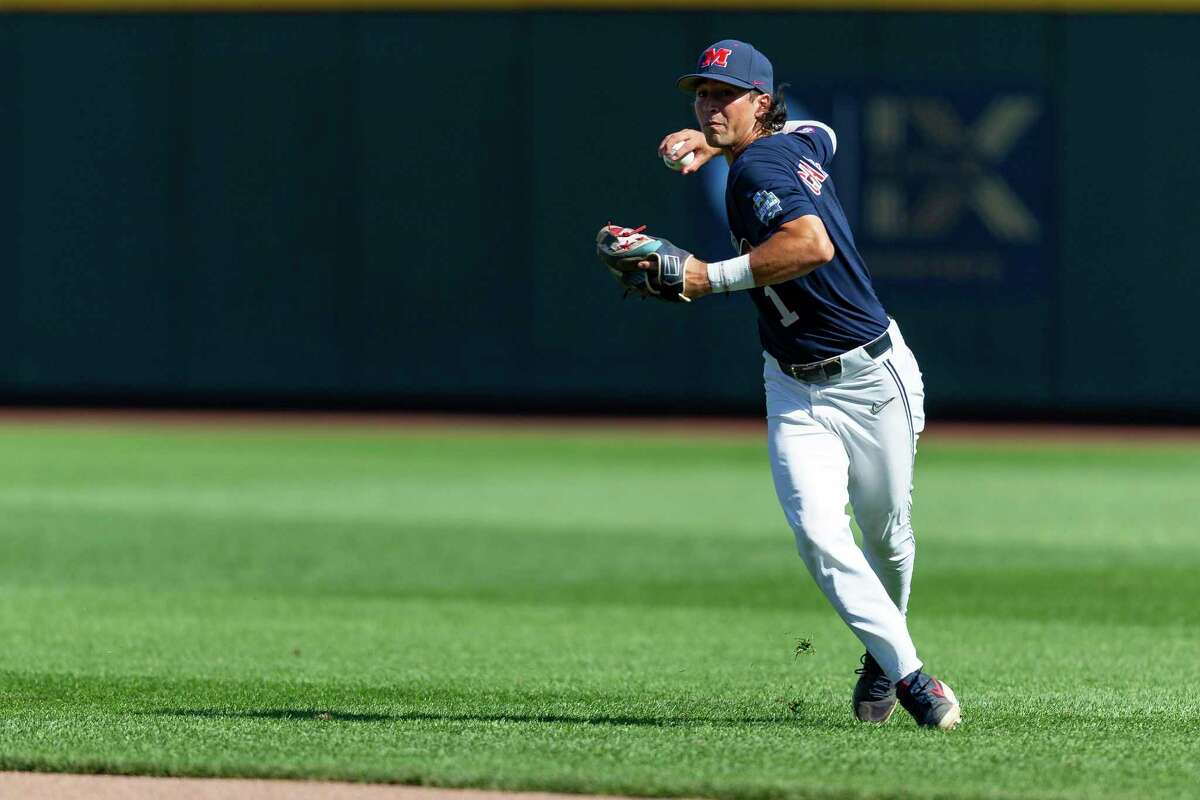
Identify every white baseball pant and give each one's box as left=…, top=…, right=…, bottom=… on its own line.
left=764, top=318, right=926, bottom=681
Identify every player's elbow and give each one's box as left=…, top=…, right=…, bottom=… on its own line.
left=812, top=235, right=835, bottom=266
left=799, top=231, right=834, bottom=269
left=780, top=218, right=834, bottom=270
left=781, top=237, right=833, bottom=281
left=772, top=217, right=834, bottom=277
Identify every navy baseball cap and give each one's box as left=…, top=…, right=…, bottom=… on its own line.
left=676, top=39, right=773, bottom=94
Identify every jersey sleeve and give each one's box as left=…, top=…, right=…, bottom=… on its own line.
left=730, top=145, right=819, bottom=243
left=780, top=120, right=837, bottom=166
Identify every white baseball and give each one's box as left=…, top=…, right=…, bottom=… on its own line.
left=663, top=141, right=696, bottom=171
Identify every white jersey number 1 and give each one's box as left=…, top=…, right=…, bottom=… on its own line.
left=763, top=286, right=799, bottom=327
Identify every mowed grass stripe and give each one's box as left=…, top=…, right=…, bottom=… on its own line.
left=0, top=424, right=1197, bottom=799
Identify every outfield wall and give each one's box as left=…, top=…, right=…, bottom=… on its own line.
left=0, top=9, right=1197, bottom=417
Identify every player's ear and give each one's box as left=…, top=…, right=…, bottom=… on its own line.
left=754, top=91, right=771, bottom=122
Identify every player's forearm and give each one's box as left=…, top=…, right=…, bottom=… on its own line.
left=748, top=225, right=834, bottom=285
left=687, top=223, right=833, bottom=299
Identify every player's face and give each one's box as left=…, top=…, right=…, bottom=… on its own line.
left=693, top=79, right=763, bottom=149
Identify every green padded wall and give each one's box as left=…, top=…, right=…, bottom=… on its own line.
left=0, top=11, right=1196, bottom=416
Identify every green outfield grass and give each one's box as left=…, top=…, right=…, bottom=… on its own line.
left=0, top=421, right=1197, bottom=799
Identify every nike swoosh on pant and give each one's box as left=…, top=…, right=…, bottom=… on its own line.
left=871, top=397, right=896, bottom=415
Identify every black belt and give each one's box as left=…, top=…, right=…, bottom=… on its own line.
left=781, top=331, right=892, bottom=383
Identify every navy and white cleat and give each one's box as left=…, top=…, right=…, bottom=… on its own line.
left=852, top=652, right=897, bottom=723
left=897, top=670, right=961, bottom=730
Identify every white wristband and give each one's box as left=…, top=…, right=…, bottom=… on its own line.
left=706, top=255, right=755, bottom=293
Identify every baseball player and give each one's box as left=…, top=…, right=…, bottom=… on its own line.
left=596, top=39, right=960, bottom=729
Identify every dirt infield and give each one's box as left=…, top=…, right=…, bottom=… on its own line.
left=0, top=407, right=1197, bottom=443
left=0, top=772, right=661, bottom=800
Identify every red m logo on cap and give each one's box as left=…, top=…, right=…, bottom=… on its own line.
left=699, top=47, right=733, bottom=68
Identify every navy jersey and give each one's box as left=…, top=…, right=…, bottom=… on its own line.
left=725, top=122, right=888, bottom=364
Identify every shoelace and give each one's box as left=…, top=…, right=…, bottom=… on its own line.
left=856, top=654, right=894, bottom=697
left=898, top=670, right=944, bottom=703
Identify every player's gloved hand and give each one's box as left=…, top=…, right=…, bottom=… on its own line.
left=658, top=129, right=720, bottom=175
left=596, top=223, right=693, bottom=303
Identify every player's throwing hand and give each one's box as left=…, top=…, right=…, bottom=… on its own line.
left=658, top=129, right=720, bottom=174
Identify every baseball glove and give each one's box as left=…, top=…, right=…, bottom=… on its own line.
left=595, top=223, right=692, bottom=303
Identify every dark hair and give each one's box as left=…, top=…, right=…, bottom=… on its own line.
left=759, top=83, right=790, bottom=133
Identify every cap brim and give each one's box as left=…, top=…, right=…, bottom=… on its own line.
left=675, top=73, right=758, bottom=93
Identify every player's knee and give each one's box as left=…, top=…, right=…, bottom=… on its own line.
left=861, top=508, right=915, bottom=560
left=884, top=528, right=915, bottom=564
